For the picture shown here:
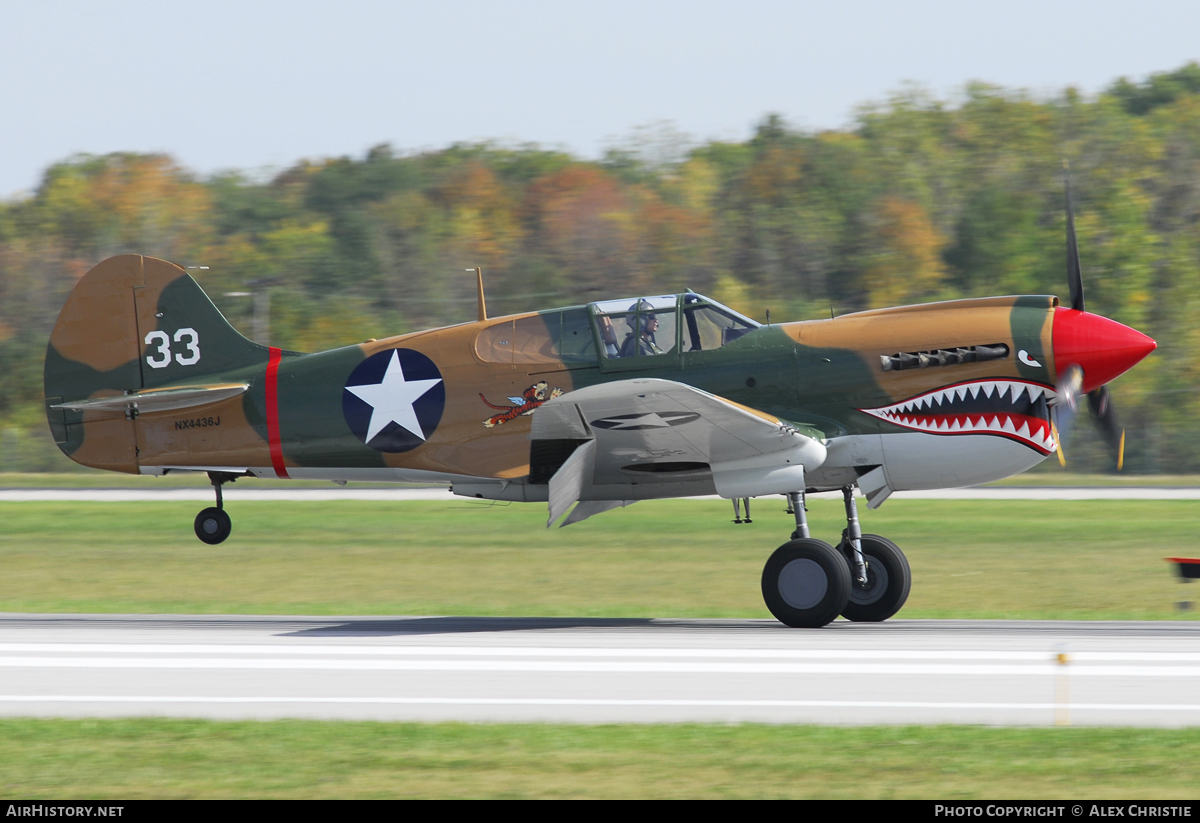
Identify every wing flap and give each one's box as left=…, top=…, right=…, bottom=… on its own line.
left=547, top=439, right=596, bottom=527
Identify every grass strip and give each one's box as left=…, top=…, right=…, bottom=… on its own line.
left=1, top=718, right=1198, bottom=799
left=0, top=499, right=1197, bottom=619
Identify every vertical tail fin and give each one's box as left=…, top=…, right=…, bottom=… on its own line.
left=44, top=254, right=270, bottom=471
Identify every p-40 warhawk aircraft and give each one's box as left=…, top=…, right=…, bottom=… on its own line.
left=44, top=188, right=1156, bottom=628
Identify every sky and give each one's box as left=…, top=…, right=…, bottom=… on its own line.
left=1, top=0, right=1198, bottom=198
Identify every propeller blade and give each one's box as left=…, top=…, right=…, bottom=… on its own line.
left=1051, top=420, right=1067, bottom=467
left=1087, top=386, right=1126, bottom=471
left=1064, top=160, right=1085, bottom=312
left=1051, top=364, right=1084, bottom=461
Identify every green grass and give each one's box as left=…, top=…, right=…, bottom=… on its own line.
left=0, top=498, right=1195, bottom=618
left=0, top=719, right=1197, bottom=798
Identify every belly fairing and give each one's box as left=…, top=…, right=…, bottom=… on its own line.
left=879, top=431, right=1051, bottom=490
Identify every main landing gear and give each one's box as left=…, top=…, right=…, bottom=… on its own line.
left=194, top=472, right=236, bottom=545
left=760, top=486, right=911, bottom=628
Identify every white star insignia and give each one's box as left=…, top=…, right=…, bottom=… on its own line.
left=345, top=350, right=442, bottom=443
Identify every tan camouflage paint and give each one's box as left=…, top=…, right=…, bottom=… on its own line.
left=782, top=295, right=1058, bottom=403
left=48, top=255, right=143, bottom=374
left=351, top=322, right=581, bottom=478
left=135, top=393, right=271, bottom=470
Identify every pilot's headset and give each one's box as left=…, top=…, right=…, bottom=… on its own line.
left=628, top=300, right=657, bottom=336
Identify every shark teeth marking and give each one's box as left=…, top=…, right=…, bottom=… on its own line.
left=858, top=379, right=1055, bottom=455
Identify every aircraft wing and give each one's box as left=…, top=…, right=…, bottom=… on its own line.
left=533, top=378, right=828, bottom=525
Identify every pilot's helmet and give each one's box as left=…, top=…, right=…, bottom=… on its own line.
left=628, top=300, right=657, bottom=335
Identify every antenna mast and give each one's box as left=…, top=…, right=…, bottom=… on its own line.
left=468, top=267, right=487, bottom=321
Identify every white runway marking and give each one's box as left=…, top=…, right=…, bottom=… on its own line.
left=2, top=656, right=1198, bottom=677
left=3, top=616, right=1198, bottom=725
left=4, top=643, right=1199, bottom=661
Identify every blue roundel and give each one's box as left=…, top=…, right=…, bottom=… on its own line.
left=342, top=348, right=445, bottom=453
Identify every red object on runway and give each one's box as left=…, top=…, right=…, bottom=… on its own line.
left=1165, top=558, right=1200, bottom=581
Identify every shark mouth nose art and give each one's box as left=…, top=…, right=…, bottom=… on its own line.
left=858, top=379, right=1057, bottom=454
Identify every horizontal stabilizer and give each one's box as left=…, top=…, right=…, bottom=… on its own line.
left=51, top=383, right=248, bottom=415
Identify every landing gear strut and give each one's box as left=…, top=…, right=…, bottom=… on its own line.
left=841, top=486, right=868, bottom=586
left=787, top=491, right=808, bottom=539
left=761, top=485, right=912, bottom=627
left=732, top=497, right=753, bottom=523
left=194, top=472, right=235, bottom=545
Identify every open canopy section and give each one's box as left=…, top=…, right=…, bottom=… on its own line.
left=590, top=293, right=760, bottom=359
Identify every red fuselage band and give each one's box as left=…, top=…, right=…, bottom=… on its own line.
left=266, top=347, right=289, bottom=479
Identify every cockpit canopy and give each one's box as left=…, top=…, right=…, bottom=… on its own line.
left=475, top=292, right=759, bottom=365
left=590, top=293, right=759, bottom=359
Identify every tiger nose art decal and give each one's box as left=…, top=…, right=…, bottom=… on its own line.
left=343, top=348, right=445, bottom=452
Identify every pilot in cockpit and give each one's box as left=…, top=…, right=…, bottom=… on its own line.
left=621, top=301, right=665, bottom=357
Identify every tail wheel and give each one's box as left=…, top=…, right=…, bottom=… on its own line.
left=761, top=538, right=851, bottom=628
left=194, top=507, right=232, bottom=545
left=839, top=534, right=911, bottom=622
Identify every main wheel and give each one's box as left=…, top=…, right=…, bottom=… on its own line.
left=761, top=538, right=851, bottom=628
left=194, top=507, right=232, bottom=545
left=839, top=534, right=911, bottom=622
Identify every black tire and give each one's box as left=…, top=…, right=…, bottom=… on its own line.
left=194, top=507, right=232, bottom=545
left=839, top=534, right=911, bottom=622
left=761, top=538, right=851, bottom=628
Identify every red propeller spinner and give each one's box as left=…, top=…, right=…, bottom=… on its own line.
left=1052, top=308, right=1157, bottom=393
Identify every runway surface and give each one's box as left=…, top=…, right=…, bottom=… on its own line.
left=1, top=614, right=1198, bottom=726
left=4, top=486, right=1200, bottom=501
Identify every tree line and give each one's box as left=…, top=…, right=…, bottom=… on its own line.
left=2, top=63, right=1199, bottom=472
